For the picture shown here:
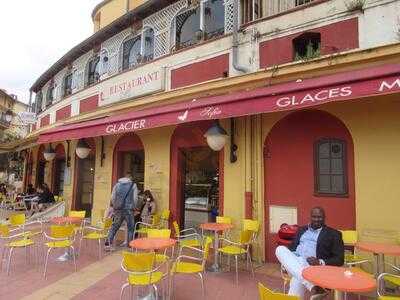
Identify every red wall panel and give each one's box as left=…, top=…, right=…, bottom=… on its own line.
left=40, top=114, right=50, bottom=128
left=171, top=54, right=229, bottom=89
left=264, top=110, right=355, bottom=262
left=260, top=18, right=359, bottom=68
left=79, top=95, right=99, bottom=114
left=55, top=105, right=71, bottom=121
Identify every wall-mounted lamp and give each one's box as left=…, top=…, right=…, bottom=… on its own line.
left=43, top=144, right=56, bottom=161
left=100, top=136, right=106, bottom=167
left=230, top=118, right=238, bottom=163
left=76, top=139, right=91, bottom=159
left=4, top=110, right=13, bottom=123
left=66, top=140, right=71, bottom=167
left=204, top=120, right=228, bottom=151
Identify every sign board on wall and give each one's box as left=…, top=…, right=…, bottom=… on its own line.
left=18, top=112, right=37, bottom=125
left=99, top=68, right=165, bottom=106
left=269, top=205, right=298, bottom=233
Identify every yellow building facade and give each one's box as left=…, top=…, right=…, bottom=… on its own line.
left=20, top=0, right=400, bottom=263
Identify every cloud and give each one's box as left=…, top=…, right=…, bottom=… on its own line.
left=0, top=0, right=102, bottom=104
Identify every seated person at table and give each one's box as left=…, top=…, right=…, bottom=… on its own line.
left=140, top=190, right=156, bottom=223
left=26, top=184, right=36, bottom=195
left=31, top=184, right=55, bottom=213
left=276, top=207, right=344, bottom=299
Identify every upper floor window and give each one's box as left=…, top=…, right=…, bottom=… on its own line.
left=296, top=0, right=314, bottom=6
left=63, top=73, right=73, bottom=97
left=241, top=0, right=262, bottom=24
left=35, top=91, right=43, bottom=113
left=173, top=0, right=225, bottom=51
left=122, top=36, right=142, bottom=70
left=314, top=139, right=348, bottom=196
left=46, top=85, right=54, bottom=107
left=122, top=28, right=155, bottom=71
left=293, top=32, right=321, bottom=61
left=87, top=56, right=100, bottom=86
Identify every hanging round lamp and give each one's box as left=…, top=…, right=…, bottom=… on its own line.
left=43, top=145, right=56, bottom=161
left=75, top=139, right=91, bottom=159
left=204, top=121, right=228, bottom=151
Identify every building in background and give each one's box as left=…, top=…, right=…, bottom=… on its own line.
left=0, top=90, right=29, bottom=185
left=12, top=0, right=400, bottom=262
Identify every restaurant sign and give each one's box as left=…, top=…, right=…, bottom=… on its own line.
left=99, top=68, right=165, bottom=106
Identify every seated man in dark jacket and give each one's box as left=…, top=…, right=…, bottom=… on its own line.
left=276, top=206, right=344, bottom=299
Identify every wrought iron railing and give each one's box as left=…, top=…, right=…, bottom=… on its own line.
left=264, top=0, right=316, bottom=18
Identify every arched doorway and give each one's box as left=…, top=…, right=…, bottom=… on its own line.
left=170, top=121, right=224, bottom=229
left=264, top=110, right=355, bottom=262
left=52, top=144, right=66, bottom=196
left=36, top=145, right=46, bottom=188
left=73, top=138, right=96, bottom=217
left=112, top=133, right=145, bottom=192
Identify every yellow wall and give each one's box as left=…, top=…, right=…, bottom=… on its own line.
left=93, top=0, right=149, bottom=32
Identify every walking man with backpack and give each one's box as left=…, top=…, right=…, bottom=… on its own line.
left=105, top=172, right=138, bottom=248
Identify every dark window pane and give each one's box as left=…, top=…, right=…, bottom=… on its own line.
left=331, top=142, right=343, bottom=158
left=143, top=29, right=154, bottom=62
left=319, top=158, right=330, bottom=174
left=204, top=0, right=225, bottom=39
left=331, top=175, right=344, bottom=193
left=331, top=158, right=343, bottom=175
left=319, top=175, right=330, bottom=192
left=88, top=56, right=100, bottom=85
left=64, top=74, right=72, bottom=96
left=319, top=142, right=330, bottom=158
left=123, top=36, right=141, bottom=70
left=176, top=8, right=200, bottom=49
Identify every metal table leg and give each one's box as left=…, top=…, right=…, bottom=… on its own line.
left=208, top=231, right=221, bottom=272
left=333, top=290, right=344, bottom=300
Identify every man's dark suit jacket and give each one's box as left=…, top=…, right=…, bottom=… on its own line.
left=288, top=225, right=344, bottom=266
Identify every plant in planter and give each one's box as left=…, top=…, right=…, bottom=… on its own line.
left=345, top=0, right=366, bottom=12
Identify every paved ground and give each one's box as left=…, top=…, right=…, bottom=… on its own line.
left=0, top=232, right=375, bottom=300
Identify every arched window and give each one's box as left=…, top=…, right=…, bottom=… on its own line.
left=35, top=91, right=43, bottom=113
left=314, top=139, right=348, bottom=195
left=87, top=56, right=100, bottom=86
left=204, top=0, right=225, bottom=39
left=46, top=85, right=54, bottom=107
left=142, top=28, right=155, bottom=62
left=63, top=73, right=73, bottom=97
left=175, top=7, right=200, bottom=49
left=122, top=36, right=142, bottom=70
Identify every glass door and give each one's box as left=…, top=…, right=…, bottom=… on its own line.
left=117, top=150, right=144, bottom=193
left=76, top=156, right=95, bottom=217
left=181, top=147, right=219, bottom=229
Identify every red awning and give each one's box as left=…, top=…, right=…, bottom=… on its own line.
left=38, top=63, right=400, bottom=143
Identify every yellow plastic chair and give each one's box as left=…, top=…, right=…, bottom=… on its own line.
left=43, top=225, right=77, bottom=278
left=10, top=213, right=26, bottom=228
left=134, top=214, right=161, bottom=237
left=217, top=219, right=260, bottom=284
left=378, top=273, right=400, bottom=299
left=147, top=229, right=173, bottom=263
left=173, top=221, right=202, bottom=248
left=160, top=209, right=171, bottom=228
left=170, top=236, right=213, bottom=297
left=258, top=282, right=299, bottom=300
left=120, top=251, right=167, bottom=300
left=9, top=213, right=43, bottom=239
left=0, top=224, right=35, bottom=275
left=79, top=217, right=113, bottom=259
left=68, top=210, right=86, bottom=234
left=281, top=265, right=292, bottom=293
left=340, top=230, right=371, bottom=276
left=216, top=216, right=232, bottom=224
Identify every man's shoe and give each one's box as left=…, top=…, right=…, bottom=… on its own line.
left=310, top=286, right=329, bottom=300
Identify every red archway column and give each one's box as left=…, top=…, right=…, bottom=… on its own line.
left=263, top=110, right=356, bottom=262
left=111, top=133, right=144, bottom=187
left=169, top=121, right=224, bottom=226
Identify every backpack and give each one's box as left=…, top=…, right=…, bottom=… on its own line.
left=113, top=182, right=133, bottom=210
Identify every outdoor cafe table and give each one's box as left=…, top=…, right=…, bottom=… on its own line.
left=129, top=238, right=176, bottom=300
left=129, top=237, right=177, bottom=251
left=50, top=216, right=83, bottom=261
left=356, top=241, right=400, bottom=277
left=199, top=222, right=234, bottom=272
left=302, top=265, right=376, bottom=300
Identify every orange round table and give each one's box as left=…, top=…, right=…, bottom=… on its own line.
left=51, top=216, right=83, bottom=225
left=200, top=223, right=234, bottom=272
left=356, top=241, right=400, bottom=276
left=303, top=266, right=376, bottom=300
left=129, top=238, right=176, bottom=250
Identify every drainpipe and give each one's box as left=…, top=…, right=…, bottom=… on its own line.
left=28, top=91, right=32, bottom=112
left=232, top=0, right=250, bottom=73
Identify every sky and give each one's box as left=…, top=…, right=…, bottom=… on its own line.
left=0, top=0, right=103, bottom=104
